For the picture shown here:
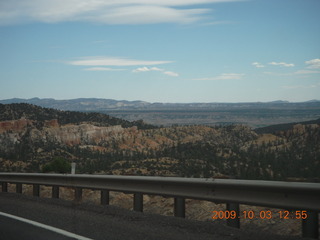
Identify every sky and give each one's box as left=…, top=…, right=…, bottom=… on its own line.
left=0, top=0, right=319, bottom=103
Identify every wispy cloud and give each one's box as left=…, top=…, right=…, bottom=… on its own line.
left=269, top=62, right=295, bottom=67
left=132, top=66, right=179, bottom=77
left=263, top=72, right=291, bottom=76
left=305, top=59, right=320, bottom=69
left=264, top=69, right=320, bottom=76
left=84, top=67, right=126, bottom=71
left=282, top=82, right=320, bottom=89
left=68, top=56, right=172, bottom=66
left=252, top=62, right=265, bottom=68
left=192, top=73, right=244, bottom=81
left=0, top=0, right=242, bottom=25
left=164, top=71, right=179, bottom=77
left=294, top=70, right=320, bottom=75
left=132, top=67, right=164, bottom=72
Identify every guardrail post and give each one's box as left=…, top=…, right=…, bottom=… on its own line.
left=133, top=193, right=143, bottom=212
left=52, top=186, right=59, bottom=199
left=16, top=183, right=22, bottom=194
left=74, top=187, right=82, bottom=202
left=302, top=211, right=319, bottom=239
left=33, top=184, right=40, bottom=197
left=101, top=190, right=109, bottom=205
left=71, top=162, right=76, bottom=174
left=1, top=182, right=8, bottom=192
left=226, top=202, right=240, bottom=228
left=174, top=197, right=185, bottom=218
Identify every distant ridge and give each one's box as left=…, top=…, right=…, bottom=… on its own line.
left=0, top=98, right=150, bottom=111
left=1, top=98, right=320, bottom=128
left=1, top=98, right=320, bottom=111
left=254, top=118, right=320, bottom=134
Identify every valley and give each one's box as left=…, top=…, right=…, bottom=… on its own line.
left=2, top=98, right=320, bottom=128
left=0, top=103, right=319, bottom=182
left=0, top=102, right=319, bottom=238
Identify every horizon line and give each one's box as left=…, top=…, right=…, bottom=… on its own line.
left=0, top=97, right=319, bottom=104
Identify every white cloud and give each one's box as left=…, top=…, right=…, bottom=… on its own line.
left=164, top=71, right=179, bottom=77
left=193, top=73, right=244, bottom=81
left=305, top=59, right=320, bottom=69
left=150, top=67, right=164, bottom=71
left=68, top=56, right=172, bottom=66
left=252, top=62, right=265, bottom=68
left=84, top=67, right=125, bottom=71
left=68, top=57, right=178, bottom=76
left=0, top=0, right=241, bottom=25
left=282, top=82, right=320, bottom=89
left=264, top=69, right=320, bottom=76
left=132, top=66, right=179, bottom=77
left=268, top=62, right=295, bottom=67
left=89, top=6, right=209, bottom=25
left=294, top=70, right=320, bottom=75
left=264, top=72, right=293, bottom=76
left=132, top=67, right=163, bottom=72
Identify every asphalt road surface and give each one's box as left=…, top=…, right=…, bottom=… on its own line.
left=0, top=213, right=86, bottom=240
left=0, top=192, right=309, bottom=240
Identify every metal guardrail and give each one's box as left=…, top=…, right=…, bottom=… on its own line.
left=1, top=173, right=320, bottom=238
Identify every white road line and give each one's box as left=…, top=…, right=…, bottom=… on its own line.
left=0, top=211, right=93, bottom=240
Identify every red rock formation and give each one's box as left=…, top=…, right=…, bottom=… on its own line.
left=44, top=119, right=59, bottom=128
left=43, top=124, right=124, bottom=146
left=0, top=119, right=33, bottom=134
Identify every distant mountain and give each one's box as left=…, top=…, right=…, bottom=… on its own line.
left=1, top=97, right=320, bottom=111
left=0, top=98, right=151, bottom=111
left=305, top=99, right=320, bottom=103
left=1, top=98, right=320, bottom=128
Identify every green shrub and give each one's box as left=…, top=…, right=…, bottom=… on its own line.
left=42, top=157, right=71, bottom=173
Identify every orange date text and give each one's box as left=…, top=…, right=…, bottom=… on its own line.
left=211, top=210, right=308, bottom=220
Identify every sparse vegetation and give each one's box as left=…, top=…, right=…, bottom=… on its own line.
left=42, top=157, right=71, bottom=173
left=0, top=103, right=319, bottom=182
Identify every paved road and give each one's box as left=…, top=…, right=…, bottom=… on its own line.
left=0, top=213, right=84, bottom=240
left=0, top=192, right=308, bottom=240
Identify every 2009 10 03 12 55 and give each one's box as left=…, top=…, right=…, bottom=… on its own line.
left=212, top=210, right=308, bottom=220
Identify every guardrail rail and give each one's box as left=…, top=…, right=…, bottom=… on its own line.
left=0, top=173, right=319, bottom=239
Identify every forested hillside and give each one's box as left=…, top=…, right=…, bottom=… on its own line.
left=2, top=98, right=320, bottom=128
left=0, top=103, right=319, bottom=182
left=0, top=103, right=155, bottom=129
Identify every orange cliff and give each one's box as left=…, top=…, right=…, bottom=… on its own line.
left=0, top=119, right=33, bottom=134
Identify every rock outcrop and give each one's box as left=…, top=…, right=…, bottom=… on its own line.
left=0, top=103, right=319, bottom=183
left=0, top=118, right=33, bottom=134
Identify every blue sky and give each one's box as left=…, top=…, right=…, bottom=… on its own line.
left=0, top=0, right=319, bottom=103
